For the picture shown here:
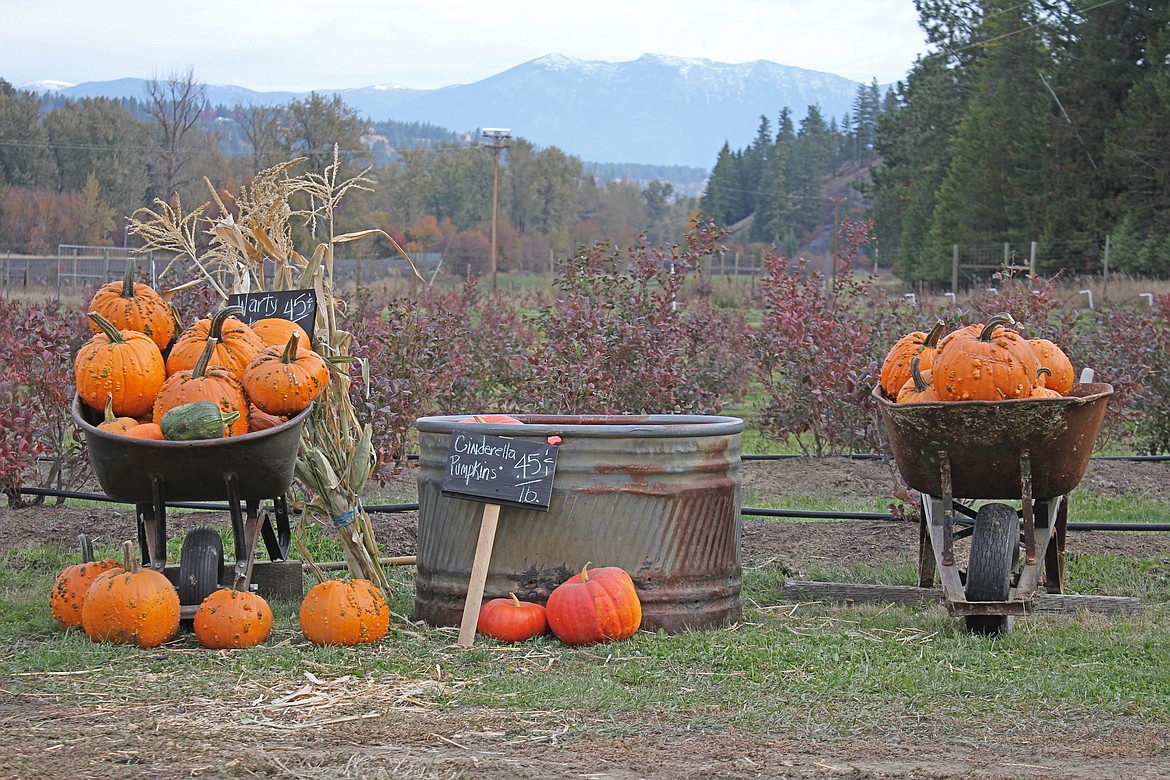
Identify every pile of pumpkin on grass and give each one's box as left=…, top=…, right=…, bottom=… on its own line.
left=51, top=550, right=640, bottom=650
left=879, top=312, right=1077, bottom=403
left=73, top=272, right=328, bottom=441
left=49, top=540, right=393, bottom=650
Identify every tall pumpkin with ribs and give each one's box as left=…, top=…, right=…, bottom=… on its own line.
left=74, top=312, right=167, bottom=418
left=152, top=336, right=249, bottom=436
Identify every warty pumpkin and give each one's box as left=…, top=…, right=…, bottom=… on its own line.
left=477, top=592, right=549, bottom=643
left=50, top=557, right=123, bottom=629
left=1029, top=338, right=1074, bottom=395
left=895, top=356, right=939, bottom=403
left=932, top=313, right=1033, bottom=401
left=250, top=317, right=311, bottom=350
left=96, top=392, right=139, bottom=435
left=74, top=312, right=167, bottom=418
left=299, top=578, right=390, bottom=646
left=879, top=320, right=944, bottom=399
left=81, top=540, right=180, bottom=648
left=242, top=332, right=329, bottom=415
left=87, top=265, right=176, bottom=352
left=545, top=563, right=642, bottom=646
left=193, top=587, right=274, bottom=649
left=152, top=337, right=249, bottom=436
left=166, top=306, right=264, bottom=381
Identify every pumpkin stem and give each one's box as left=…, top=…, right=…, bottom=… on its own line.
left=580, top=561, right=593, bottom=582
left=978, top=312, right=1015, bottom=342
left=909, top=356, right=930, bottom=393
left=209, top=305, right=246, bottom=340
left=192, top=337, right=219, bottom=379
left=924, top=319, right=945, bottom=349
left=87, top=311, right=126, bottom=343
left=1036, top=366, right=1052, bottom=386
left=102, top=392, right=117, bottom=424
left=281, top=332, right=301, bottom=363
left=120, top=261, right=137, bottom=299
left=508, top=592, right=521, bottom=608
left=121, top=539, right=138, bottom=573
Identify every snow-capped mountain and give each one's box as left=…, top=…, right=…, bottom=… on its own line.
left=21, top=53, right=872, bottom=168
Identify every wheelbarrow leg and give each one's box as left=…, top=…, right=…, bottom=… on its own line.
left=136, top=474, right=168, bottom=572
left=917, top=495, right=936, bottom=588
left=1043, top=496, right=1068, bottom=594
left=224, top=474, right=263, bottom=592
left=260, top=494, right=292, bottom=561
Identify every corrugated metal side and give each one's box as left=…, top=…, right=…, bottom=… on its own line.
left=413, top=416, right=742, bottom=633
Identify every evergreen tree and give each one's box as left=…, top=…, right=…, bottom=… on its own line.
left=788, top=105, right=833, bottom=238
left=700, top=142, right=740, bottom=226
left=0, top=80, right=52, bottom=188
left=752, top=109, right=796, bottom=244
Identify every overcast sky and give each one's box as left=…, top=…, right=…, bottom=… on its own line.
left=2, top=0, right=929, bottom=91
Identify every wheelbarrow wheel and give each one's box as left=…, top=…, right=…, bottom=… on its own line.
left=965, top=502, right=1018, bottom=636
left=178, top=526, right=225, bottom=609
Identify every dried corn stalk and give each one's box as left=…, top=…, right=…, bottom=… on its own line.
left=127, top=148, right=420, bottom=590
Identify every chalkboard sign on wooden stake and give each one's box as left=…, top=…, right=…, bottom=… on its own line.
left=443, top=430, right=559, bottom=647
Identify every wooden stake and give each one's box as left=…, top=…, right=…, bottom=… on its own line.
left=457, top=503, right=502, bottom=647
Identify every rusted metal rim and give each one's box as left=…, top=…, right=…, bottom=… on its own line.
left=416, top=413, right=744, bottom=438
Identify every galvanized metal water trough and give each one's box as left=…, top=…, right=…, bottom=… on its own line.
left=413, top=414, right=744, bottom=633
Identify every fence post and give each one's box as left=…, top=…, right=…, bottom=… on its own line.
left=1004, top=242, right=1010, bottom=265
left=1102, top=234, right=1111, bottom=299
left=951, top=245, right=959, bottom=293
left=1030, top=241, right=1037, bottom=276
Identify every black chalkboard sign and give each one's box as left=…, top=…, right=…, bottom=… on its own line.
left=441, top=432, right=558, bottom=510
left=227, top=288, right=317, bottom=339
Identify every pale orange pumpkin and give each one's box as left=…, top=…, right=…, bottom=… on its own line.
left=250, top=317, right=311, bottom=350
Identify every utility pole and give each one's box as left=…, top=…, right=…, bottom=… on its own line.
left=482, top=128, right=511, bottom=291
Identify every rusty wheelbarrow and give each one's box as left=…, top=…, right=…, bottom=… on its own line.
left=872, top=381, right=1113, bottom=635
left=73, top=395, right=311, bottom=616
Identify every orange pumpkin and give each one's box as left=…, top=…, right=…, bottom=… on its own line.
left=74, top=312, right=166, bottom=418
left=87, top=266, right=175, bottom=352
left=545, top=563, right=642, bottom=646
left=123, top=422, right=165, bottom=440
left=932, top=313, right=1033, bottom=401
left=193, top=588, right=274, bottom=649
left=879, top=320, right=944, bottom=399
left=166, top=306, right=265, bottom=381
left=896, top=356, right=939, bottom=403
left=299, top=579, right=390, bottom=646
left=96, top=392, right=139, bottom=434
left=81, top=541, right=180, bottom=648
left=152, top=337, right=249, bottom=436
left=1031, top=367, right=1065, bottom=398
left=477, top=592, right=549, bottom=643
left=242, top=332, right=329, bottom=415
left=250, top=317, right=311, bottom=349
left=50, top=558, right=123, bottom=629
left=1029, top=338, right=1074, bottom=395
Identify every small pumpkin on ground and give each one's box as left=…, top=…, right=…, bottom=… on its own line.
left=87, top=264, right=175, bottom=352
left=50, top=557, right=123, bottom=629
left=299, top=578, right=390, bottom=646
left=477, top=592, right=549, bottom=643
left=193, top=587, right=274, bottom=649
left=74, top=312, right=167, bottom=419
left=879, top=320, right=944, bottom=399
left=166, top=306, right=265, bottom=381
left=81, top=540, right=180, bottom=648
left=243, top=332, right=329, bottom=416
left=152, top=337, right=249, bottom=436
left=545, top=562, right=642, bottom=646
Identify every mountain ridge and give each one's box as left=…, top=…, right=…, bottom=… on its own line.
left=17, top=53, right=875, bottom=169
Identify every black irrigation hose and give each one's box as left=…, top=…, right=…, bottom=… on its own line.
left=17, top=486, right=1170, bottom=532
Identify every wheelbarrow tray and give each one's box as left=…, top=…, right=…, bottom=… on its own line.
left=73, top=395, right=311, bottom=504
left=872, top=382, right=1113, bottom=500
